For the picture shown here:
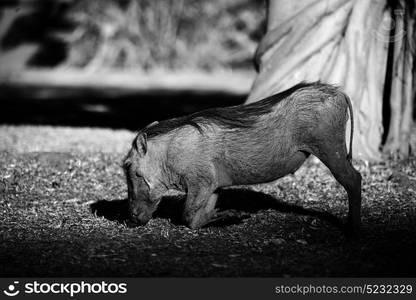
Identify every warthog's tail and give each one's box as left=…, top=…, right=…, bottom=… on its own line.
left=344, top=94, right=354, bottom=162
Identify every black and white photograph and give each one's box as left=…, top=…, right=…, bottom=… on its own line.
left=0, top=0, right=415, bottom=298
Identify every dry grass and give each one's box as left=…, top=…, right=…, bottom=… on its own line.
left=1, top=125, right=416, bottom=276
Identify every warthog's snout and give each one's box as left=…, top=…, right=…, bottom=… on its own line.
left=129, top=208, right=152, bottom=225
left=128, top=196, right=154, bottom=225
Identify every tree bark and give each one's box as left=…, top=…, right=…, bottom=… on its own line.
left=247, top=0, right=415, bottom=161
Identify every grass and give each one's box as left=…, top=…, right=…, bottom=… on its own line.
left=1, top=125, right=416, bottom=277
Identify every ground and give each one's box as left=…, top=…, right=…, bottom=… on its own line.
left=1, top=125, right=416, bottom=277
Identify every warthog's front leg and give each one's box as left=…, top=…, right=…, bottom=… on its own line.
left=183, top=187, right=218, bottom=229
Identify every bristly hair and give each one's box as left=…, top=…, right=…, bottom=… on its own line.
left=122, top=148, right=134, bottom=171
left=141, top=82, right=323, bottom=139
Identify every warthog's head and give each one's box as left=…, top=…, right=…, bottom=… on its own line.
left=123, top=125, right=164, bottom=225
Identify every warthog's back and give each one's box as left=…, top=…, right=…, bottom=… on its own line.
left=144, top=82, right=347, bottom=138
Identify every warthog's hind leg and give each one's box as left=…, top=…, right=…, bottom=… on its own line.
left=308, top=143, right=362, bottom=237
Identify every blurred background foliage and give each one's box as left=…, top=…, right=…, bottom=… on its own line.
left=0, top=0, right=265, bottom=72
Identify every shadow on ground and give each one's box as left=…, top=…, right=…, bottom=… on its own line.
left=90, top=188, right=345, bottom=231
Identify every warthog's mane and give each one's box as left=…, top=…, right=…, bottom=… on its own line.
left=140, top=81, right=326, bottom=139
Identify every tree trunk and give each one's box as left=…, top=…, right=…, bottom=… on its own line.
left=247, top=0, right=415, bottom=161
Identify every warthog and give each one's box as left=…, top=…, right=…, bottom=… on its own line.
left=123, top=82, right=362, bottom=234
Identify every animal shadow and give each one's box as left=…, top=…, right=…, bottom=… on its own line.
left=89, top=196, right=185, bottom=226
left=213, top=188, right=344, bottom=230
left=90, top=188, right=344, bottom=230
left=90, top=199, right=130, bottom=224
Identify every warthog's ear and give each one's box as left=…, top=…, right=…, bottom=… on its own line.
left=134, top=133, right=148, bottom=156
